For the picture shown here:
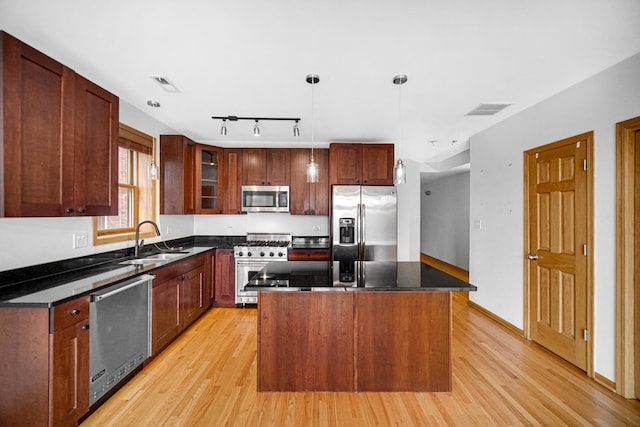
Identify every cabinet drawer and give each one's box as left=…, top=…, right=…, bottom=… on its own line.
left=288, top=249, right=330, bottom=261
left=51, top=295, right=89, bottom=332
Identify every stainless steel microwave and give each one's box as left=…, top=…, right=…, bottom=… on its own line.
left=241, top=185, right=289, bottom=213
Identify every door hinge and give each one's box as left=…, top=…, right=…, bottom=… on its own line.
left=583, top=159, right=587, bottom=171
left=583, top=244, right=588, bottom=256
left=577, top=141, right=581, bottom=148
left=583, top=329, right=589, bottom=341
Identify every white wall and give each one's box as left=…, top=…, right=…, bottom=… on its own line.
left=421, top=172, right=470, bottom=269
left=194, top=214, right=329, bottom=236
left=397, top=159, right=421, bottom=262
left=469, top=52, right=640, bottom=382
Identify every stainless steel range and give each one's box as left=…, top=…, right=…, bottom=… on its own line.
left=234, top=233, right=291, bottom=304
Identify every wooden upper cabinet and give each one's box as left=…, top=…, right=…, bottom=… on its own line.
left=243, top=148, right=290, bottom=185
left=0, top=31, right=119, bottom=217
left=290, top=148, right=329, bottom=215
left=222, top=148, right=244, bottom=214
left=329, top=143, right=394, bottom=186
left=195, top=144, right=222, bottom=214
left=330, top=144, right=363, bottom=185
left=362, top=144, right=394, bottom=185
left=74, top=75, right=119, bottom=216
left=160, top=135, right=196, bottom=214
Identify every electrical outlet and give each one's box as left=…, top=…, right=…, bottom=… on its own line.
left=312, top=225, right=320, bottom=231
left=474, top=219, right=482, bottom=230
left=165, top=226, right=171, bottom=235
left=73, top=233, right=88, bottom=248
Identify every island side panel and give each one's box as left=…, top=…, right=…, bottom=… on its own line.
left=354, top=291, right=452, bottom=392
left=257, top=291, right=355, bottom=391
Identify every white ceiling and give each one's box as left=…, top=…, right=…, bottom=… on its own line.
left=2, top=0, right=640, bottom=168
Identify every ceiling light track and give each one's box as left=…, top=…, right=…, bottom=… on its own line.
left=212, top=116, right=302, bottom=137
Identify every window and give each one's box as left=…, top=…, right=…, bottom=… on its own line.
left=93, top=123, right=157, bottom=244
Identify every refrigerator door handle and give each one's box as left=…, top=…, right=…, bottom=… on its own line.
left=361, top=203, right=366, bottom=260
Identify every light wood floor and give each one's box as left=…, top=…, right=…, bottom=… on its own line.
left=81, top=295, right=640, bottom=426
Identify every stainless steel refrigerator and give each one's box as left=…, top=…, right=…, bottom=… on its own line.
left=332, top=185, right=397, bottom=263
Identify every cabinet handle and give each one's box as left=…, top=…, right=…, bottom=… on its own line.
left=71, top=309, right=81, bottom=315
left=65, top=208, right=74, bottom=214
left=77, top=208, right=86, bottom=214
left=81, top=324, right=90, bottom=330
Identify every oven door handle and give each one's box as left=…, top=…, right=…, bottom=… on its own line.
left=91, top=275, right=154, bottom=302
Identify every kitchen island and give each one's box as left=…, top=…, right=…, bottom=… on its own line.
left=251, top=261, right=476, bottom=392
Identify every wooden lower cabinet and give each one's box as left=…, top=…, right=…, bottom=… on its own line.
left=0, top=296, right=90, bottom=427
left=287, top=248, right=330, bottom=261
left=214, top=249, right=236, bottom=307
left=151, top=253, right=208, bottom=356
left=257, top=291, right=452, bottom=392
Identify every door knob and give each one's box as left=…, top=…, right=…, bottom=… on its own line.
left=527, top=254, right=539, bottom=260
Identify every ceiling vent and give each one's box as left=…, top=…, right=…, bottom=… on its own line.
left=149, top=75, right=180, bottom=93
left=465, top=102, right=512, bottom=116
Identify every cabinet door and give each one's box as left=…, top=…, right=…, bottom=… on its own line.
left=195, top=144, right=222, bottom=214
left=242, top=148, right=267, bottom=185
left=289, top=148, right=312, bottom=215
left=330, top=143, right=363, bottom=185
left=74, top=75, right=119, bottom=216
left=214, top=249, right=236, bottom=307
left=309, top=148, right=330, bottom=215
left=205, top=251, right=215, bottom=306
left=181, top=265, right=206, bottom=329
left=160, top=135, right=196, bottom=214
left=51, top=320, right=90, bottom=426
left=152, top=277, right=181, bottom=355
left=222, top=149, right=243, bottom=214
left=1, top=32, right=75, bottom=217
left=362, top=144, right=394, bottom=185
left=266, top=148, right=290, bottom=185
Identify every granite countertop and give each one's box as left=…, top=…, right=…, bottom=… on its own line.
left=289, top=236, right=330, bottom=249
left=245, top=261, right=476, bottom=292
left=0, top=235, right=246, bottom=308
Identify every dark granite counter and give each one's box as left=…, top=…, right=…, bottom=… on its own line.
left=245, top=261, right=476, bottom=292
left=0, top=235, right=246, bottom=307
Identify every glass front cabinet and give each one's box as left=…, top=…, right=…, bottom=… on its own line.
left=195, top=145, right=223, bottom=213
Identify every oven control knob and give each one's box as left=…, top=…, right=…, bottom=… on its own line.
left=247, top=252, right=252, bottom=257
left=278, top=252, right=284, bottom=258
left=269, top=252, right=274, bottom=257
left=238, top=251, right=244, bottom=257
left=260, top=251, right=265, bottom=257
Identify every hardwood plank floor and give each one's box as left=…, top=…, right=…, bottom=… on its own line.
left=81, top=295, right=640, bottom=426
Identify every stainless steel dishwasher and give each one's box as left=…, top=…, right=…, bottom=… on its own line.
left=89, top=274, right=153, bottom=406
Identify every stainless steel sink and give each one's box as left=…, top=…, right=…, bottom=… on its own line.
left=119, top=252, right=189, bottom=265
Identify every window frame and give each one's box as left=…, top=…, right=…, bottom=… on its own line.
left=93, top=123, right=157, bottom=245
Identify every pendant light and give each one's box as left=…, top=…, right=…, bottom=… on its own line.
left=147, top=100, right=160, bottom=180
left=393, top=74, right=407, bottom=185
left=306, top=74, right=320, bottom=183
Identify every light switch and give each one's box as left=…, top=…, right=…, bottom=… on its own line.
left=474, top=219, right=482, bottom=230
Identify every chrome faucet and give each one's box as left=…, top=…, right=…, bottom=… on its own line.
left=134, top=220, right=161, bottom=258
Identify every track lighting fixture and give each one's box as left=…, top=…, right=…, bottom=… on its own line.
left=211, top=115, right=301, bottom=137
left=306, top=74, right=320, bottom=183
left=393, top=74, right=408, bottom=185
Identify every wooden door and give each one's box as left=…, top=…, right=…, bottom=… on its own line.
left=634, top=127, right=640, bottom=398
left=74, top=75, right=119, bottom=216
left=265, top=148, right=290, bottom=185
left=330, top=143, right=362, bottom=184
left=525, top=132, right=592, bottom=371
left=180, top=265, right=206, bottom=329
left=242, top=148, right=267, bottom=184
left=310, top=148, right=330, bottom=215
left=362, top=143, right=394, bottom=185
left=214, top=249, right=236, bottom=307
left=51, top=320, right=90, bottom=426
left=289, top=148, right=312, bottom=215
left=152, top=276, right=181, bottom=355
left=222, top=149, right=243, bottom=214
left=1, top=32, right=75, bottom=217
